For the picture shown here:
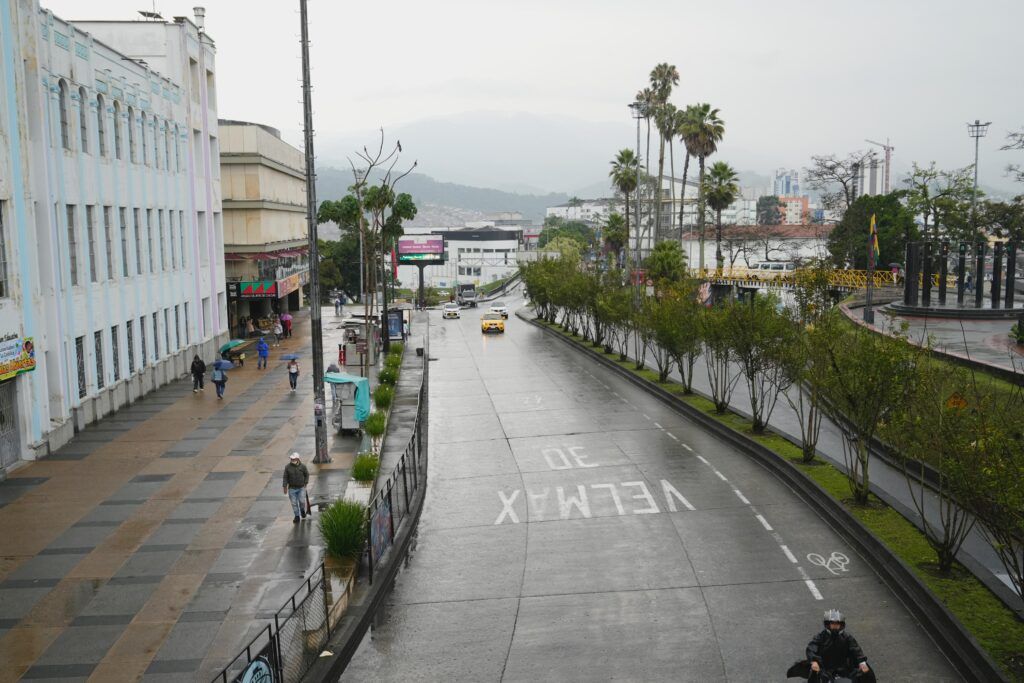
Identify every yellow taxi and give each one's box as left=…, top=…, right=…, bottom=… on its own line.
left=480, top=312, right=505, bottom=334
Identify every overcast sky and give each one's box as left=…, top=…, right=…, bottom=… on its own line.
left=49, top=0, right=1024, bottom=194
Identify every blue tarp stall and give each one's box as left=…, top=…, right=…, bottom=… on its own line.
left=323, top=372, right=371, bottom=433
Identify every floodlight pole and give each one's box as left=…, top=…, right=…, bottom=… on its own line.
left=299, top=0, right=329, bottom=463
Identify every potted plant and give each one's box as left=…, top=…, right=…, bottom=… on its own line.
left=364, top=410, right=387, bottom=453
left=373, top=384, right=394, bottom=410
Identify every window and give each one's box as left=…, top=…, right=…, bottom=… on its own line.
left=96, top=94, right=106, bottom=156
left=189, top=58, right=200, bottom=102
left=197, top=211, right=207, bottom=265
left=184, top=301, right=190, bottom=345
left=152, top=312, right=159, bottom=360
left=111, top=325, right=120, bottom=382
left=169, top=212, right=177, bottom=270
left=119, top=208, right=129, bottom=277
left=86, top=206, right=97, bottom=283
left=174, top=305, right=181, bottom=350
left=139, top=316, right=147, bottom=368
left=153, top=118, right=161, bottom=170
left=94, top=330, right=104, bottom=390
left=103, top=206, right=113, bottom=280
left=174, top=125, right=181, bottom=171
left=0, top=203, right=8, bottom=298
left=164, top=308, right=171, bottom=353
left=112, top=101, right=122, bottom=160
left=202, top=297, right=210, bottom=334
left=127, top=322, right=135, bottom=374
left=179, top=211, right=186, bottom=268
left=128, top=107, right=137, bottom=163
left=75, top=336, right=86, bottom=398
left=66, top=205, right=78, bottom=286
left=141, top=113, right=149, bottom=166
left=209, top=136, right=219, bottom=178
left=58, top=80, right=71, bottom=149
left=78, top=87, right=89, bottom=153
left=164, top=126, right=171, bottom=173
left=158, top=211, right=167, bottom=270
left=146, top=209, right=154, bottom=272
left=133, top=208, right=142, bottom=275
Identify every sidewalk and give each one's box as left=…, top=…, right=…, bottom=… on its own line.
left=0, top=313, right=360, bottom=682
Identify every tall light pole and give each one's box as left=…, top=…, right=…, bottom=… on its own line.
left=967, top=119, right=992, bottom=239
left=629, top=103, right=643, bottom=278
left=299, top=0, right=329, bottom=463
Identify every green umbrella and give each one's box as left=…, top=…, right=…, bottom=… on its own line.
left=219, top=339, right=246, bottom=354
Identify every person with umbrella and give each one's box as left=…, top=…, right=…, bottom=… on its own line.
left=281, top=312, right=293, bottom=338
left=256, top=337, right=270, bottom=370
left=190, top=355, right=206, bottom=393
left=211, top=360, right=231, bottom=399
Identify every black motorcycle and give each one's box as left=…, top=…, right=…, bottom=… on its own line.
left=786, top=660, right=877, bottom=683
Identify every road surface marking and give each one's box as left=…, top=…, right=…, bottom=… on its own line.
left=681, top=443, right=693, bottom=452
left=796, top=567, right=824, bottom=600
left=807, top=552, right=851, bottom=575
left=666, top=432, right=678, bottom=441
left=696, top=455, right=711, bottom=466
left=653, top=422, right=663, bottom=429
left=779, top=545, right=799, bottom=564
left=733, top=489, right=750, bottom=505
left=755, top=514, right=773, bottom=531
left=642, top=414, right=651, bottom=420
left=714, top=470, right=728, bottom=482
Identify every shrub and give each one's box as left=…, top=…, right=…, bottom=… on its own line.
left=351, top=453, right=380, bottom=482
left=1012, top=321, right=1024, bottom=344
left=364, top=411, right=387, bottom=438
left=384, top=353, right=402, bottom=371
left=389, top=342, right=404, bottom=355
left=318, top=500, right=367, bottom=558
left=373, top=384, right=394, bottom=410
left=378, top=368, right=398, bottom=385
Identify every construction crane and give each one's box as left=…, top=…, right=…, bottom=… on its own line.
left=865, top=138, right=894, bottom=194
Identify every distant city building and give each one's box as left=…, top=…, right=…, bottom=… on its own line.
left=0, top=2, right=226, bottom=470
left=779, top=196, right=811, bottom=225
left=681, top=224, right=832, bottom=269
left=774, top=169, right=801, bottom=197
left=219, top=120, right=309, bottom=336
left=395, top=227, right=520, bottom=291
left=546, top=198, right=623, bottom=224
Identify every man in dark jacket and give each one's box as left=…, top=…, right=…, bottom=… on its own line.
left=282, top=452, right=310, bottom=523
left=190, top=355, right=206, bottom=393
left=789, top=609, right=873, bottom=681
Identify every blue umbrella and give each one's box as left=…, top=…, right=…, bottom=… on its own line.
left=281, top=354, right=300, bottom=361
left=213, top=360, right=234, bottom=371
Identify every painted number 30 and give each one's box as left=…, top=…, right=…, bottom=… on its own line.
left=542, top=446, right=598, bottom=470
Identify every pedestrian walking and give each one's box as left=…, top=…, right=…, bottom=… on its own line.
left=282, top=452, right=310, bottom=523
left=334, top=297, right=342, bottom=316
left=402, top=319, right=410, bottom=342
left=287, top=359, right=299, bottom=392
left=190, top=355, right=206, bottom=393
left=273, top=320, right=283, bottom=346
left=256, top=337, right=270, bottom=369
left=281, top=312, right=293, bottom=338
left=211, top=365, right=228, bottom=399
left=966, top=272, right=974, bottom=293
left=245, top=318, right=256, bottom=337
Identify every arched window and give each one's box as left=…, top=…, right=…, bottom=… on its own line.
left=128, top=107, right=137, bottom=163
left=78, top=86, right=88, bottom=153
left=113, top=101, right=122, bottom=160
left=140, top=112, right=149, bottom=166
left=58, top=80, right=70, bottom=149
left=96, top=94, right=106, bottom=156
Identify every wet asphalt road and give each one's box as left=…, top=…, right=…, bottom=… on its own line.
left=342, top=295, right=959, bottom=682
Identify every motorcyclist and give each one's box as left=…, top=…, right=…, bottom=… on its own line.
left=788, top=609, right=874, bottom=681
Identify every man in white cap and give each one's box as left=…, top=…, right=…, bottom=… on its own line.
left=282, top=452, right=310, bottom=523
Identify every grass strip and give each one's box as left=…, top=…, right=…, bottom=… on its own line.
left=537, top=317, right=1024, bottom=679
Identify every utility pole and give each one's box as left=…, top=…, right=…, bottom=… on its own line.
left=299, top=0, right=329, bottom=463
left=865, top=138, right=894, bottom=194
left=967, top=120, right=992, bottom=239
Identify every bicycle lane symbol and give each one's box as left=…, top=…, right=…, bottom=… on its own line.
left=806, top=552, right=851, bottom=575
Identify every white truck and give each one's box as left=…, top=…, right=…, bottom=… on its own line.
left=457, top=283, right=479, bottom=308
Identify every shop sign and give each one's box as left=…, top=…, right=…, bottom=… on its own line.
left=237, top=281, right=278, bottom=299
left=299, top=270, right=310, bottom=286
left=0, top=335, right=37, bottom=381
left=277, top=273, right=301, bottom=297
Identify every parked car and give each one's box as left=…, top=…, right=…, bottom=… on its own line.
left=442, top=303, right=461, bottom=319
left=480, top=312, right=505, bottom=334
left=489, top=301, right=509, bottom=318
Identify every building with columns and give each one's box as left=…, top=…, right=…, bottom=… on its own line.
left=0, top=1, right=227, bottom=474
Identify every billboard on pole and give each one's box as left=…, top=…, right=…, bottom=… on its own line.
left=397, top=235, right=445, bottom=265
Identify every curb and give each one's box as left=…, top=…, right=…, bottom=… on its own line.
left=520, top=310, right=1008, bottom=683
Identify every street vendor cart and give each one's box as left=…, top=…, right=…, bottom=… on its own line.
left=323, top=371, right=370, bottom=435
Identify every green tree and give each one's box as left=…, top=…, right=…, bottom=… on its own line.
left=609, top=149, right=640, bottom=262
left=544, top=235, right=583, bottom=261
left=977, top=197, right=1024, bottom=243
left=701, top=301, right=739, bottom=413
left=674, top=105, right=700, bottom=238
left=808, top=315, right=917, bottom=504
left=705, top=161, right=740, bottom=271
left=827, top=192, right=917, bottom=269
left=648, top=63, right=679, bottom=243
left=538, top=221, right=595, bottom=251
left=756, top=195, right=783, bottom=225
left=1001, top=127, right=1024, bottom=185
left=643, top=240, right=687, bottom=284
left=680, top=103, right=725, bottom=272
left=657, top=281, right=704, bottom=392
left=603, top=212, right=627, bottom=265
left=903, top=162, right=975, bottom=243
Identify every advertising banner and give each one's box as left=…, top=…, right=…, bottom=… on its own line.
left=370, top=499, right=394, bottom=564
left=277, top=273, right=302, bottom=297
left=397, top=235, right=445, bottom=265
left=0, top=336, right=36, bottom=382
left=237, top=281, right=278, bottom=299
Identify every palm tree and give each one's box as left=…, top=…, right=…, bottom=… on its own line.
left=609, top=149, right=640, bottom=266
left=675, top=105, right=700, bottom=241
left=648, top=63, right=679, bottom=243
left=705, top=161, right=740, bottom=271
left=634, top=88, right=656, bottom=243
left=680, top=103, right=725, bottom=272
left=655, top=103, right=679, bottom=243
left=603, top=212, right=627, bottom=267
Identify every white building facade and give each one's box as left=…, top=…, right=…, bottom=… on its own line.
left=0, top=1, right=227, bottom=473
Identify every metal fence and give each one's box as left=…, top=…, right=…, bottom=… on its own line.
left=211, top=565, right=330, bottom=683
left=366, top=349, right=428, bottom=584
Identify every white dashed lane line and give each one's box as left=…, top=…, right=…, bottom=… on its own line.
left=681, top=443, right=693, bottom=452
left=653, top=422, right=663, bottom=429
left=696, top=455, right=710, bottom=466
left=666, top=432, right=678, bottom=441
left=732, top=488, right=750, bottom=505
left=755, top=514, right=774, bottom=531
left=642, top=414, right=651, bottom=420
left=797, top=566, right=824, bottom=600
left=780, top=545, right=799, bottom=564
left=713, top=470, right=728, bottom=482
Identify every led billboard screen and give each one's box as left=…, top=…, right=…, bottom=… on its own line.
left=397, top=235, right=445, bottom=265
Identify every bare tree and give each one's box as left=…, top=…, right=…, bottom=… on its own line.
left=804, top=151, right=873, bottom=217
left=1002, top=127, right=1024, bottom=184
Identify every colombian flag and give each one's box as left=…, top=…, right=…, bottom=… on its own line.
left=869, top=214, right=880, bottom=265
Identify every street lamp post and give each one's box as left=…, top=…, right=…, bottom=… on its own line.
left=967, top=119, right=992, bottom=240
left=629, top=102, right=643, bottom=360
left=299, top=0, right=329, bottom=463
